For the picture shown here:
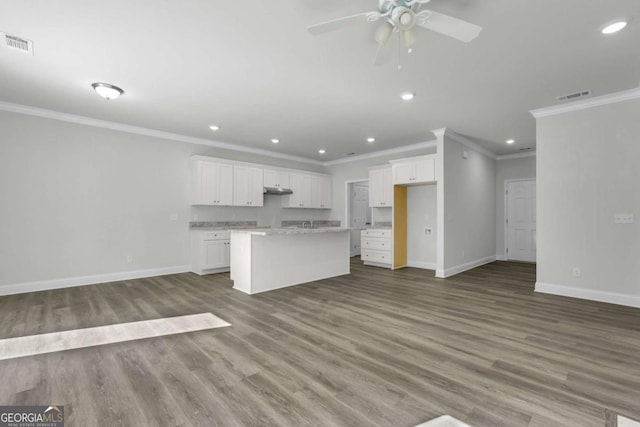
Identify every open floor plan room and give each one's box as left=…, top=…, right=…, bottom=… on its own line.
left=1, top=260, right=638, bottom=427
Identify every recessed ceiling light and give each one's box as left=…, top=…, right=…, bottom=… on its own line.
left=367, top=137, right=376, bottom=143
left=209, top=125, right=220, bottom=131
left=318, top=149, right=326, bottom=154
left=271, top=138, right=279, bottom=144
left=401, top=92, right=415, bottom=101
left=601, top=20, right=628, bottom=34
left=506, top=139, right=515, bottom=145
left=91, top=82, right=124, bottom=100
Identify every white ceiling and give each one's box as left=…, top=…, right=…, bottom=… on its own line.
left=1, top=0, right=639, bottom=161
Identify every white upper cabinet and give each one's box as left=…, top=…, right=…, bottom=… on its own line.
left=391, top=155, right=436, bottom=185
left=369, top=166, right=393, bottom=207
left=311, top=175, right=332, bottom=209
left=263, top=169, right=290, bottom=189
left=191, top=158, right=234, bottom=206
left=283, top=172, right=312, bottom=208
left=234, top=165, right=264, bottom=207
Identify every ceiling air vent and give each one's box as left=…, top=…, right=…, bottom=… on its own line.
left=557, top=90, right=591, bottom=102
left=2, top=32, right=33, bottom=55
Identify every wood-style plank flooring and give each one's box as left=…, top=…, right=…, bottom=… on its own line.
left=0, top=259, right=639, bottom=427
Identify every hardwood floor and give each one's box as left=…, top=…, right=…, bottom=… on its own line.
left=0, top=259, right=639, bottom=427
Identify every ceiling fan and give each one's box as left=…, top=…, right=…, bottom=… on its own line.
left=308, top=0, right=482, bottom=65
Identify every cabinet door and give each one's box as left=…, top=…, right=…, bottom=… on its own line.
left=369, top=168, right=384, bottom=207
left=277, top=171, right=290, bottom=189
left=203, top=240, right=228, bottom=269
left=311, top=175, right=331, bottom=209
left=392, top=161, right=414, bottom=185
left=198, top=161, right=217, bottom=205
left=414, top=157, right=435, bottom=183
left=234, top=166, right=263, bottom=207
left=263, top=168, right=277, bottom=188
left=248, top=166, right=264, bottom=207
left=320, top=176, right=332, bottom=209
left=216, top=163, right=234, bottom=206
left=288, top=173, right=312, bottom=208
left=383, top=167, right=394, bottom=207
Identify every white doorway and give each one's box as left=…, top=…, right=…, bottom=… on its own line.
left=505, top=179, right=536, bottom=262
left=346, top=180, right=371, bottom=256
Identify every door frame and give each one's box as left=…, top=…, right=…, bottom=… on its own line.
left=345, top=179, right=370, bottom=257
left=504, top=178, right=536, bottom=261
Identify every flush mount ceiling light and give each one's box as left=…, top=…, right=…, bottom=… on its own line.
left=209, top=125, right=220, bottom=131
left=401, top=92, right=415, bottom=101
left=601, top=19, right=628, bottom=34
left=271, top=138, right=280, bottom=144
left=367, top=137, right=376, bottom=143
left=506, top=139, right=515, bottom=144
left=91, top=82, right=124, bottom=100
left=318, top=149, right=326, bottom=154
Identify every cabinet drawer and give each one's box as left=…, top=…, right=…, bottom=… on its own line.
left=202, top=231, right=231, bottom=240
left=361, top=237, right=391, bottom=251
left=361, top=250, right=391, bottom=264
left=362, top=229, right=391, bottom=238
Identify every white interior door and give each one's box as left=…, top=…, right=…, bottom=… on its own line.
left=506, top=180, right=536, bottom=262
left=349, top=182, right=370, bottom=256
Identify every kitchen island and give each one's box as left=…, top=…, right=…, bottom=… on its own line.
left=230, top=228, right=350, bottom=295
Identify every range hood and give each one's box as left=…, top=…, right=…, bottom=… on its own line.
left=263, top=186, right=293, bottom=195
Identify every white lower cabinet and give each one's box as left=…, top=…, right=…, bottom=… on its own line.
left=361, top=228, right=392, bottom=269
left=191, top=230, right=231, bottom=274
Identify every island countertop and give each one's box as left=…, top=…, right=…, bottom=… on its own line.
left=230, top=227, right=350, bottom=236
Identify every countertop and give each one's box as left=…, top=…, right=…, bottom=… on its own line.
left=231, top=227, right=350, bottom=236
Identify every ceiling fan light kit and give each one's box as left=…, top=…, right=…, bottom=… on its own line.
left=308, top=0, right=482, bottom=66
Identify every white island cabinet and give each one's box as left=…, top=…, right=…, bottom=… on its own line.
left=230, top=228, right=350, bottom=294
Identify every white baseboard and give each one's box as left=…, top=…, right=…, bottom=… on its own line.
left=495, top=254, right=507, bottom=261
left=435, top=255, right=497, bottom=278
left=0, top=265, right=191, bottom=296
left=535, top=282, right=640, bottom=309
left=407, top=260, right=437, bottom=270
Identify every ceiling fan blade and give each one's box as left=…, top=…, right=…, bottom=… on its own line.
left=374, top=30, right=396, bottom=65
left=308, top=12, right=381, bottom=35
left=415, top=10, right=482, bottom=42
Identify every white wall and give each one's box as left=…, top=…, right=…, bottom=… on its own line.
left=437, top=131, right=497, bottom=277
left=536, top=97, right=640, bottom=307
left=407, top=185, right=437, bottom=269
left=495, top=155, right=536, bottom=258
left=0, top=110, right=329, bottom=291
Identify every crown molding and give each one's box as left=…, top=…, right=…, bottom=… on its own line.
left=322, top=140, right=437, bottom=166
left=529, top=87, right=640, bottom=119
left=442, top=129, right=497, bottom=159
left=496, top=151, right=536, bottom=160
left=0, top=100, right=324, bottom=166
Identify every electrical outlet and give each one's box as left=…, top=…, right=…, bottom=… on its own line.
left=170, top=214, right=178, bottom=221
left=614, top=214, right=634, bottom=224
left=126, top=255, right=133, bottom=264
left=572, top=267, right=581, bottom=278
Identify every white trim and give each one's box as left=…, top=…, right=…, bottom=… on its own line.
left=443, top=129, right=497, bottom=159
left=495, top=254, right=507, bottom=261
left=0, top=265, right=191, bottom=296
left=407, top=260, right=437, bottom=270
left=323, top=140, right=437, bottom=166
left=496, top=151, right=536, bottom=161
left=435, top=255, right=496, bottom=278
left=529, top=87, right=640, bottom=119
left=503, top=178, right=536, bottom=262
left=0, top=101, right=323, bottom=166
left=535, top=282, right=640, bottom=309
